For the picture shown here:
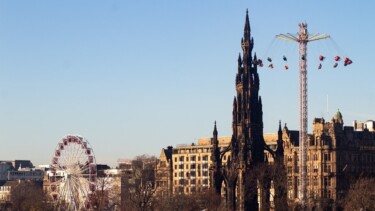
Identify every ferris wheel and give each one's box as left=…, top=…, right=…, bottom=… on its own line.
left=49, top=135, right=97, bottom=210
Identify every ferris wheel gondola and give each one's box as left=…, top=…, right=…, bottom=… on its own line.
left=49, top=135, right=97, bottom=210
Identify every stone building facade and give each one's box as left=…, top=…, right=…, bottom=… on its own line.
left=155, top=114, right=375, bottom=209
left=282, top=111, right=375, bottom=209
left=155, top=136, right=287, bottom=209
left=155, top=137, right=231, bottom=196
left=154, top=146, right=173, bottom=197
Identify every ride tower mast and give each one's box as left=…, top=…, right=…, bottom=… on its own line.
left=276, top=23, right=329, bottom=207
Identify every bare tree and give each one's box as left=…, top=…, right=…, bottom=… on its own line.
left=269, top=163, right=289, bottom=211
left=154, top=193, right=200, bottom=211
left=121, top=154, right=157, bottom=211
left=10, top=181, right=51, bottom=211
left=107, top=176, right=121, bottom=210
left=342, top=176, right=375, bottom=211
left=196, top=189, right=224, bottom=211
left=128, top=181, right=155, bottom=211
left=153, top=190, right=224, bottom=211
left=91, top=176, right=121, bottom=210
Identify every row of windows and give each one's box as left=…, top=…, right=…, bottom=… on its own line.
left=156, top=172, right=169, bottom=178
left=287, top=152, right=333, bottom=162
left=310, top=137, right=332, bottom=146
left=8, top=171, right=43, bottom=176
left=337, top=153, right=375, bottom=163
left=174, top=179, right=209, bottom=186
left=288, top=176, right=332, bottom=187
left=177, top=148, right=213, bottom=154
left=351, top=154, right=375, bottom=163
left=287, top=164, right=332, bottom=174
left=0, top=186, right=11, bottom=191
left=303, top=153, right=375, bottom=164
left=307, top=189, right=333, bottom=199
left=288, top=188, right=333, bottom=200
left=174, top=155, right=210, bottom=162
left=156, top=181, right=168, bottom=188
left=349, top=166, right=375, bottom=173
left=0, top=195, right=10, bottom=201
left=174, top=186, right=209, bottom=193
left=174, top=170, right=209, bottom=178
left=174, top=163, right=209, bottom=170
left=308, top=153, right=332, bottom=161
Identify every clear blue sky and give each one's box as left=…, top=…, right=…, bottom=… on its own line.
left=1, top=1, right=374, bottom=167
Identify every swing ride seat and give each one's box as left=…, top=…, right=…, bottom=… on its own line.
left=344, top=57, right=353, bottom=65
left=257, top=59, right=263, bottom=67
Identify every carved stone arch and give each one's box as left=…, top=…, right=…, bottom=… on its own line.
left=223, top=172, right=238, bottom=210
left=208, top=176, right=229, bottom=210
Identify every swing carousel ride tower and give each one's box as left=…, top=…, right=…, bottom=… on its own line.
left=276, top=23, right=329, bottom=207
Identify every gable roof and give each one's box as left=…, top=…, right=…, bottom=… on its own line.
left=163, top=147, right=173, bottom=161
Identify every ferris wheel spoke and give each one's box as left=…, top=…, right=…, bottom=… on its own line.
left=70, top=180, right=81, bottom=207
left=65, top=145, right=75, bottom=167
left=78, top=143, right=89, bottom=160
left=69, top=176, right=81, bottom=209
left=59, top=145, right=71, bottom=167
left=72, top=176, right=87, bottom=197
left=75, top=151, right=86, bottom=168
left=80, top=164, right=90, bottom=174
left=70, top=143, right=80, bottom=165
left=59, top=180, right=69, bottom=202
left=49, top=135, right=97, bottom=210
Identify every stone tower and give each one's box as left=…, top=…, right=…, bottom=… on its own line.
left=211, top=10, right=267, bottom=211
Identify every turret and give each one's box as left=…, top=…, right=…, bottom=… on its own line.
left=278, top=120, right=282, bottom=140
left=332, top=109, right=344, bottom=133
left=236, top=54, right=243, bottom=84
left=243, top=9, right=250, bottom=44
left=213, top=121, right=218, bottom=142
left=232, top=97, right=237, bottom=125
left=211, top=121, right=221, bottom=166
left=253, top=53, right=257, bottom=67
left=238, top=53, right=242, bottom=67
left=241, top=10, right=250, bottom=53
left=276, top=121, right=284, bottom=159
left=241, top=9, right=254, bottom=67
left=283, top=123, right=289, bottom=134
left=333, top=109, right=344, bottom=125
